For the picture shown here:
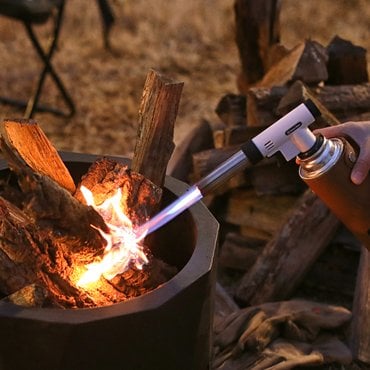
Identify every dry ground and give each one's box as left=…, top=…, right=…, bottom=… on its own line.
left=0, top=0, right=369, bottom=158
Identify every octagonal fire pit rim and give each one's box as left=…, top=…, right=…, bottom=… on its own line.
left=0, top=152, right=219, bottom=324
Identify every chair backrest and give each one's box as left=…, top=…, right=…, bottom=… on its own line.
left=0, top=0, right=56, bottom=24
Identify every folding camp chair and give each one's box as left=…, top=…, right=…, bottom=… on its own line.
left=0, top=0, right=75, bottom=118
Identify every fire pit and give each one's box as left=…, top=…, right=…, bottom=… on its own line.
left=0, top=152, right=219, bottom=370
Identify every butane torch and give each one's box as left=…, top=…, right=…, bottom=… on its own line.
left=136, top=99, right=370, bottom=250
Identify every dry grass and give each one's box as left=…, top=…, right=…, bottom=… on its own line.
left=0, top=0, right=369, bottom=157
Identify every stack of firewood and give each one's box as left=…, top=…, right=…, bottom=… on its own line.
left=168, top=1, right=370, bottom=368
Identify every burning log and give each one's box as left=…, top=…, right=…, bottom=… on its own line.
left=0, top=118, right=75, bottom=193
left=0, top=194, right=96, bottom=307
left=74, top=157, right=162, bottom=225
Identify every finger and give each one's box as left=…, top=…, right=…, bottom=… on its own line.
left=314, top=125, right=350, bottom=139
left=351, top=156, right=370, bottom=185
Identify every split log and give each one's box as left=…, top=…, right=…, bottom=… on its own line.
left=246, top=85, right=288, bottom=126
left=350, top=246, right=370, bottom=364
left=234, top=0, right=282, bottom=90
left=0, top=119, right=75, bottom=193
left=235, top=190, right=340, bottom=306
left=258, top=40, right=328, bottom=88
left=247, top=82, right=370, bottom=126
left=132, top=69, right=183, bottom=188
left=327, top=35, right=369, bottom=85
left=277, top=80, right=370, bottom=125
left=0, top=140, right=108, bottom=263
left=224, top=189, right=298, bottom=237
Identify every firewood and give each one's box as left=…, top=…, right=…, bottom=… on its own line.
left=248, top=156, right=305, bottom=195
left=234, top=0, right=281, bottom=90
left=167, top=119, right=214, bottom=182
left=349, top=247, right=370, bottom=364
left=0, top=195, right=99, bottom=307
left=2, top=284, right=48, bottom=307
left=224, top=189, right=298, bottom=237
left=13, top=167, right=108, bottom=263
left=246, top=82, right=370, bottom=126
left=131, top=69, right=183, bottom=188
left=235, top=190, right=340, bottom=306
left=215, top=94, right=247, bottom=126
left=223, top=126, right=265, bottom=147
left=327, top=35, right=369, bottom=85
left=219, top=232, right=265, bottom=271
left=0, top=197, right=40, bottom=295
left=246, top=85, right=288, bottom=126
left=276, top=80, right=341, bottom=127
left=74, top=157, right=162, bottom=225
left=0, top=119, right=75, bottom=193
left=258, top=40, right=328, bottom=88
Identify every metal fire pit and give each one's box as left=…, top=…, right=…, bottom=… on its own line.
left=0, top=152, right=219, bottom=370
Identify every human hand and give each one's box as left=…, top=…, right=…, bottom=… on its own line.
left=315, top=121, right=370, bottom=185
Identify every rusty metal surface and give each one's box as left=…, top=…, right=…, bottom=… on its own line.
left=0, top=152, right=219, bottom=370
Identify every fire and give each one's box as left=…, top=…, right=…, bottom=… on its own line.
left=76, top=186, right=148, bottom=288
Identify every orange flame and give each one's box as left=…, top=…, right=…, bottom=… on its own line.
left=76, top=186, right=148, bottom=288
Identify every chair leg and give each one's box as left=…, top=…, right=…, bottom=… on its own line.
left=24, top=0, right=75, bottom=118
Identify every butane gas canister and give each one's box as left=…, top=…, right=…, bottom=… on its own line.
left=297, top=135, right=370, bottom=250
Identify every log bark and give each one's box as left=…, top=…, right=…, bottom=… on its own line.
left=132, top=69, right=183, bottom=188
left=234, top=0, right=282, bottom=90
left=0, top=195, right=100, bottom=307
left=350, top=247, right=370, bottom=364
left=74, top=157, right=162, bottom=225
left=0, top=119, right=75, bottom=193
left=235, top=190, right=340, bottom=305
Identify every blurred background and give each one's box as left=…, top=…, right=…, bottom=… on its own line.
left=0, top=0, right=369, bottom=157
